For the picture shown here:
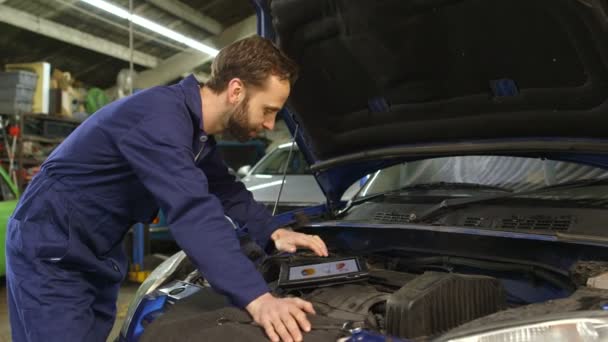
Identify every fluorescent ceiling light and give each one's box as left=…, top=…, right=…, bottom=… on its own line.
left=80, top=0, right=219, bottom=56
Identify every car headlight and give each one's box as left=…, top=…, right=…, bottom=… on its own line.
left=120, top=251, right=187, bottom=338
left=442, top=311, right=608, bottom=342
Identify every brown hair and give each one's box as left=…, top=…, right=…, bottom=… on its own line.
left=205, top=35, right=298, bottom=93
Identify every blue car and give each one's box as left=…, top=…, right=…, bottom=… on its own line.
left=120, top=0, right=608, bottom=341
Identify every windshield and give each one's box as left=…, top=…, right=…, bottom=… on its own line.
left=251, top=148, right=312, bottom=175
left=357, top=156, right=608, bottom=199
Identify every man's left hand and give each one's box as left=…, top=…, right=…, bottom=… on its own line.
left=271, top=228, right=328, bottom=257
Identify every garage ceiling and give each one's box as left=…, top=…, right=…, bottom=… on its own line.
left=0, top=0, right=256, bottom=89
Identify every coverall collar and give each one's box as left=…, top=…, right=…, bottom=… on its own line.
left=179, top=75, right=204, bottom=131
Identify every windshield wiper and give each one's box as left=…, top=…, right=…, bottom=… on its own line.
left=337, top=182, right=511, bottom=217
left=337, top=191, right=387, bottom=216
left=411, top=177, right=608, bottom=223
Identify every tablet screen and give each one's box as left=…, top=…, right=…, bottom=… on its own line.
left=288, top=258, right=360, bottom=281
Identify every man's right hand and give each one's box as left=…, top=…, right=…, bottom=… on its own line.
left=246, top=292, right=316, bottom=342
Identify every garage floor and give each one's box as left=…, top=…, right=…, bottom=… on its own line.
left=0, top=279, right=139, bottom=342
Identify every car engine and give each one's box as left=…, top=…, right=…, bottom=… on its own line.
left=139, top=253, right=510, bottom=342
left=262, top=254, right=507, bottom=340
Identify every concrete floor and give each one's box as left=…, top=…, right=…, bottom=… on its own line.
left=0, top=279, right=139, bottom=342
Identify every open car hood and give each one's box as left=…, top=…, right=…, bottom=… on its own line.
left=253, top=0, right=608, bottom=206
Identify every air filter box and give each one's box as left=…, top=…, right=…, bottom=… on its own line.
left=385, top=272, right=506, bottom=339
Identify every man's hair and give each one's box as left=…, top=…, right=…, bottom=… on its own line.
left=205, top=35, right=299, bottom=93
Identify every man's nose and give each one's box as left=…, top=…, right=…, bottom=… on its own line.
left=262, top=115, right=276, bottom=130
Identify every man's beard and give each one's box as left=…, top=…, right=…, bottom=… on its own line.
left=226, top=95, right=254, bottom=142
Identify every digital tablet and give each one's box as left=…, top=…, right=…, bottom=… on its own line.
left=277, top=257, right=369, bottom=290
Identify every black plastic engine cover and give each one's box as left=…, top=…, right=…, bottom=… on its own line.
left=385, top=272, right=506, bottom=339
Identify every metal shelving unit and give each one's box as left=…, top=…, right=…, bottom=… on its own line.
left=0, top=112, right=81, bottom=191
left=22, top=135, right=65, bottom=144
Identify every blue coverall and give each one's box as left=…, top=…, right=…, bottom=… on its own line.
left=5, top=75, right=278, bottom=341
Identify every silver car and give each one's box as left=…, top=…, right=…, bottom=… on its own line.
left=238, top=142, right=361, bottom=213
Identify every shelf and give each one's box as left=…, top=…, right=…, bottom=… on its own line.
left=1, top=157, right=42, bottom=165
left=0, top=111, right=83, bottom=193
left=0, top=112, right=84, bottom=125
left=24, top=113, right=83, bottom=125
left=22, top=135, right=64, bottom=143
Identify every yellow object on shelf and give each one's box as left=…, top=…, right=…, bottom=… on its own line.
left=6, top=62, right=51, bottom=114
left=128, top=264, right=151, bottom=283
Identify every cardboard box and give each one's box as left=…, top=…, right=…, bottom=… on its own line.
left=5, top=62, right=51, bottom=114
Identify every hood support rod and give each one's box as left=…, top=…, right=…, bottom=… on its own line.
left=273, top=124, right=299, bottom=215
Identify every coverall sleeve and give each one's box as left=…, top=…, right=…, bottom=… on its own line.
left=201, top=147, right=280, bottom=249
left=117, top=111, right=269, bottom=308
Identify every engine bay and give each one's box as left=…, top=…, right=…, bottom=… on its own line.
left=260, top=253, right=507, bottom=340
left=138, top=246, right=608, bottom=342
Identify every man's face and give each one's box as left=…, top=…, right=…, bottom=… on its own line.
left=226, top=75, right=290, bottom=142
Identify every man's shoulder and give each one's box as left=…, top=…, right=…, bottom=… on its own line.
left=129, top=84, right=186, bottom=110
left=96, top=84, right=190, bottom=125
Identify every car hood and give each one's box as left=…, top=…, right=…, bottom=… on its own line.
left=255, top=0, right=608, bottom=206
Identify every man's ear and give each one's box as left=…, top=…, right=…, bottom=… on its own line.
left=227, top=78, right=245, bottom=104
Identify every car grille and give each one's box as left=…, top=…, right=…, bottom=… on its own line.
left=463, top=215, right=572, bottom=231
left=371, top=211, right=572, bottom=232
left=498, top=216, right=572, bottom=231
left=373, top=212, right=412, bottom=223
left=463, top=216, right=484, bottom=227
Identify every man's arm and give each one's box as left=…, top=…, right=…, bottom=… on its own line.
left=117, top=111, right=268, bottom=307
left=119, top=111, right=325, bottom=342
left=202, top=143, right=329, bottom=258
left=200, top=144, right=279, bottom=248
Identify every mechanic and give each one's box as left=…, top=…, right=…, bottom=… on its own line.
left=6, top=36, right=328, bottom=342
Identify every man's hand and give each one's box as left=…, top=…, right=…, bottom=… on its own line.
left=271, top=228, right=328, bottom=257
left=246, top=293, right=316, bottom=342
